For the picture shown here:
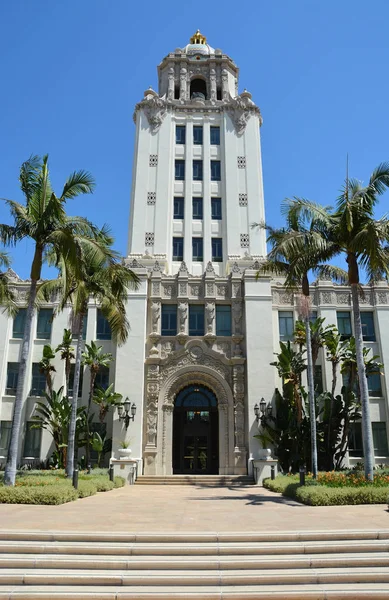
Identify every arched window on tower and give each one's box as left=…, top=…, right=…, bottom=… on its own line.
left=190, top=78, right=207, bottom=100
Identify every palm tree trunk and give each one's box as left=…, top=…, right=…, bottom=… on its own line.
left=85, top=372, right=96, bottom=468
left=65, top=358, right=71, bottom=399
left=305, top=315, right=318, bottom=478
left=4, top=279, right=37, bottom=486
left=350, top=284, right=375, bottom=480
left=66, top=314, right=84, bottom=477
left=326, top=359, right=338, bottom=469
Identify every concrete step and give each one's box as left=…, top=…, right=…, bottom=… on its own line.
left=135, top=475, right=254, bottom=485
left=0, top=583, right=389, bottom=599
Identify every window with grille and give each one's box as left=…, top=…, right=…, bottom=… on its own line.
left=192, top=237, right=203, bottom=262
left=23, top=422, right=41, bottom=458
left=210, top=160, right=221, bottom=181
left=212, top=238, right=223, bottom=262
left=361, top=312, right=376, bottom=341
left=161, top=305, right=177, bottom=336
left=30, top=363, right=46, bottom=396
left=279, top=312, right=294, bottom=341
left=6, top=363, right=19, bottom=395
left=193, top=126, right=203, bottom=145
left=216, top=305, right=231, bottom=336
left=210, top=126, right=220, bottom=145
left=173, top=237, right=184, bottom=261
left=37, top=308, right=53, bottom=340
left=192, top=197, right=203, bottom=219
left=13, top=308, right=26, bottom=339
left=337, top=312, right=352, bottom=339
left=193, top=160, right=203, bottom=181
left=96, top=309, right=112, bottom=340
left=211, top=198, right=222, bottom=220
left=176, top=125, right=186, bottom=144
left=175, top=160, right=185, bottom=180
left=189, top=305, right=205, bottom=336
left=174, top=197, right=184, bottom=219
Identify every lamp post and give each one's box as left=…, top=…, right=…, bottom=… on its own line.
left=117, top=397, right=137, bottom=430
left=254, top=397, right=272, bottom=427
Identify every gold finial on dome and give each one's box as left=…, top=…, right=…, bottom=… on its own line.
left=190, top=30, right=207, bottom=45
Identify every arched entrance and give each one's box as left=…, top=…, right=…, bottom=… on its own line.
left=173, top=385, right=219, bottom=474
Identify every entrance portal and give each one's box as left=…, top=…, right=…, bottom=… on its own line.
left=173, top=385, right=219, bottom=474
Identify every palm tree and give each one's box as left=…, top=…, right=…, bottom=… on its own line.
left=290, top=162, right=389, bottom=479
left=0, top=154, right=97, bottom=486
left=0, top=252, right=17, bottom=314
left=93, top=384, right=122, bottom=424
left=254, top=208, right=343, bottom=477
left=38, top=344, right=56, bottom=395
left=56, top=329, right=75, bottom=397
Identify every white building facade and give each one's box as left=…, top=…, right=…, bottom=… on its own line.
left=1, top=32, right=389, bottom=472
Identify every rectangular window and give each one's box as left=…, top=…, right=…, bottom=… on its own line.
left=96, top=309, right=112, bottom=340
left=72, top=313, right=88, bottom=340
left=23, top=422, right=41, bottom=458
left=68, top=364, right=84, bottom=398
left=95, top=366, right=109, bottom=390
left=0, top=421, right=12, bottom=457
left=211, top=197, right=222, bottom=220
left=6, top=363, right=19, bottom=395
left=176, top=125, right=186, bottom=144
left=349, top=422, right=389, bottom=456
left=36, top=308, right=53, bottom=340
left=212, top=238, right=223, bottom=262
left=192, top=237, right=203, bottom=262
left=314, top=365, right=323, bottom=394
left=193, top=125, right=203, bottom=145
left=175, top=160, right=185, bottom=180
left=348, top=422, right=363, bottom=457
left=210, top=126, right=220, bottom=145
left=216, top=305, right=231, bottom=336
left=279, top=311, right=294, bottom=341
left=211, top=160, right=221, bottom=181
left=189, top=305, right=205, bottom=336
left=161, top=305, right=177, bottom=336
left=372, top=422, right=389, bottom=455
left=13, top=308, right=26, bottom=339
left=192, top=197, right=203, bottom=219
left=173, top=237, right=184, bottom=261
left=193, top=160, right=203, bottom=181
left=361, top=312, right=376, bottom=341
left=337, top=311, right=352, bottom=340
left=174, top=197, right=184, bottom=219
left=367, top=373, right=382, bottom=397
left=30, top=363, right=46, bottom=396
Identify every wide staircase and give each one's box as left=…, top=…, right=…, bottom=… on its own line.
left=136, top=475, right=254, bottom=485
left=0, top=530, right=389, bottom=598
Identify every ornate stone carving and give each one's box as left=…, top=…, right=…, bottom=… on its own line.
left=249, top=260, right=261, bottom=270
left=359, top=292, right=372, bottom=305
left=377, top=291, right=388, bottom=304
left=145, top=232, right=155, bottom=246
left=128, top=258, right=142, bottom=268
left=152, top=260, right=163, bottom=272
left=337, top=292, right=351, bottom=305
left=225, top=94, right=262, bottom=135
left=179, top=283, right=187, bottom=296
left=178, top=302, right=188, bottom=333
left=149, top=154, right=158, bottom=166
left=190, top=284, right=202, bottom=297
left=146, top=401, right=158, bottom=446
left=163, top=284, right=175, bottom=298
left=237, top=156, right=246, bottom=168
left=321, top=291, right=333, bottom=304
left=272, top=290, right=279, bottom=304
left=240, top=234, right=249, bottom=248
left=205, top=302, right=215, bottom=333
left=178, top=261, right=188, bottom=274
left=161, top=341, right=175, bottom=359
left=205, top=261, right=215, bottom=274
left=232, top=283, right=241, bottom=298
left=233, top=365, right=245, bottom=449
left=206, top=283, right=214, bottom=296
left=231, top=262, right=241, bottom=274
left=279, top=292, right=293, bottom=305
left=232, top=301, right=243, bottom=334
left=134, top=95, right=167, bottom=132
left=216, top=342, right=231, bottom=358
left=151, top=301, right=161, bottom=333
left=160, top=344, right=230, bottom=384
left=239, top=193, right=248, bottom=206
left=152, top=282, right=160, bottom=295
left=216, top=284, right=227, bottom=298
left=147, top=192, right=156, bottom=205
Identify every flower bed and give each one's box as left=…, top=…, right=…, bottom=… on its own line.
left=263, top=473, right=389, bottom=506
left=0, top=470, right=125, bottom=505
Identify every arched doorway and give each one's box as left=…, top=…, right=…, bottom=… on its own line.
left=173, top=385, right=219, bottom=474
left=190, top=78, right=207, bottom=100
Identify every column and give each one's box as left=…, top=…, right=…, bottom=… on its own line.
left=202, top=120, right=211, bottom=266
left=183, top=119, right=193, bottom=270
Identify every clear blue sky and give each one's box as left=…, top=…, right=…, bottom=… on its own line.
left=1, top=0, right=389, bottom=278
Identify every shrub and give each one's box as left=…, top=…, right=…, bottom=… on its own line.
left=114, top=476, right=125, bottom=488
left=77, top=481, right=98, bottom=498
left=0, top=485, right=78, bottom=505
left=79, top=474, right=114, bottom=492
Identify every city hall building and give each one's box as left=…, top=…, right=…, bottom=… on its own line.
left=1, top=32, right=389, bottom=474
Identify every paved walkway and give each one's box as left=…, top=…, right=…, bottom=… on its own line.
left=0, top=484, right=388, bottom=533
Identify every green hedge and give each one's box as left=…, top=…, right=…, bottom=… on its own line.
left=114, top=476, right=125, bottom=488
left=0, top=485, right=78, bottom=505
left=264, top=475, right=389, bottom=506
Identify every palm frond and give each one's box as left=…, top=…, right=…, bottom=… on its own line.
left=61, top=170, right=95, bottom=200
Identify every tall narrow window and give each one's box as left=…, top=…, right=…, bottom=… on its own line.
left=174, top=197, right=184, bottom=219
left=211, top=197, right=222, bottom=220
left=30, top=363, right=46, bottom=396
left=0, top=421, right=12, bottom=457
left=278, top=311, right=294, bottom=341
left=192, top=197, right=203, bottom=219
left=372, top=422, right=389, bottom=455
left=210, top=126, right=220, bottom=145
left=6, top=363, right=19, bottom=395
left=193, top=160, right=203, bottom=181
left=95, top=366, right=109, bottom=390
left=72, top=313, right=88, bottom=340
left=173, top=237, right=184, bottom=261
left=175, top=160, right=185, bottom=180
left=212, top=238, right=223, bottom=262
left=367, top=373, right=382, bottom=397
left=13, top=308, right=26, bottom=339
left=36, top=308, right=53, bottom=340
left=361, top=312, right=376, bottom=341
left=176, top=125, right=186, bottom=144
left=192, top=237, right=203, bottom=262
left=161, top=305, right=177, bottom=336
left=193, top=125, right=203, bottom=145
left=216, top=305, right=231, bottom=336
left=337, top=311, right=352, bottom=340
left=23, top=422, right=41, bottom=458
left=68, top=364, right=84, bottom=398
left=96, top=309, right=112, bottom=340
left=314, top=365, right=323, bottom=394
left=211, top=160, right=221, bottom=181
left=189, top=305, right=205, bottom=336
left=348, top=422, right=363, bottom=456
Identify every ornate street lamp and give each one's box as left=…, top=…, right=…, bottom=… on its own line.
left=254, top=398, right=272, bottom=426
left=118, top=397, right=137, bottom=430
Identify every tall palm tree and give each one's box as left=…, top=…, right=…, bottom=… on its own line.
left=93, top=384, right=122, bottom=425
left=289, top=162, right=389, bottom=479
left=38, top=235, right=139, bottom=476
left=56, top=329, right=75, bottom=397
left=0, top=251, right=17, bottom=315
left=0, top=154, right=97, bottom=486
left=38, top=344, right=56, bottom=395
left=254, top=207, right=343, bottom=477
